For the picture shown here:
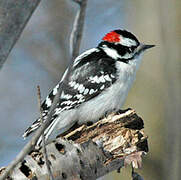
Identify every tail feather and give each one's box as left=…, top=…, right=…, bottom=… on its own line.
left=23, top=118, right=41, bottom=139
left=36, top=119, right=59, bottom=146
left=23, top=117, right=58, bottom=147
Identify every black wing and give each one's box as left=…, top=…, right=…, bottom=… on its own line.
left=23, top=50, right=117, bottom=138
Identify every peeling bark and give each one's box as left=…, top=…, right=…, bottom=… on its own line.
left=0, top=109, right=148, bottom=180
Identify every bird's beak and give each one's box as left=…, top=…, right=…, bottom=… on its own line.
left=135, top=43, right=155, bottom=56
left=139, top=43, right=155, bottom=51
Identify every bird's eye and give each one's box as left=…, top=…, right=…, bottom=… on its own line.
left=130, top=46, right=137, bottom=52
left=128, top=48, right=132, bottom=52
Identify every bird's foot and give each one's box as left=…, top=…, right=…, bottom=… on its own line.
left=116, top=108, right=132, bottom=114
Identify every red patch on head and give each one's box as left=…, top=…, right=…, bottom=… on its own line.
left=102, top=31, right=121, bottom=43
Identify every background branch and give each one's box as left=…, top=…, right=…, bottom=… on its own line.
left=70, top=0, right=88, bottom=60
left=0, top=84, right=62, bottom=180
left=0, top=109, right=148, bottom=179
left=0, top=0, right=88, bottom=179
left=0, top=0, right=41, bottom=70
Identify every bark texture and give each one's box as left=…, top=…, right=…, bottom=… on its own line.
left=0, top=109, right=148, bottom=180
left=0, top=0, right=41, bottom=70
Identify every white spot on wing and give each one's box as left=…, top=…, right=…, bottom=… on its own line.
left=104, top=75, right=112, bottom=81
left=69, top=81, right=76, bottom=87
left=61, top=91, right=72, bottom=100
left=78, top=84, right=85, bottom=94
left=55, top=108, right=62, bottom=114
left=78, top=98, right=85, bottom=103
left=45, top=97, right=52, bottom=107
left=83, top=88, right=89, bottom=95
left=75, top=94, right=83, bottom=99
left=61, top=100, right=73, bottom=105
left=74, top=83, right=79, bottom=90
left=99, top=76, right=105, bottom=83
left=100, top=85, right=105, bottom=90
left=42, top=112, right=47, bottom=116
left=89, top=76, right=100, bottom=83
left=89, top=89, right=95, bottom=95
left=53, top=84, right=59, bottom=95
left=74, top=94, right=85, bottom=103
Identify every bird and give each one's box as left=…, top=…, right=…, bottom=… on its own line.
left=23, top=29, right=155, bottom=146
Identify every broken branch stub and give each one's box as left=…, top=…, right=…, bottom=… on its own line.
left=0, top=109, right=148, bottom=180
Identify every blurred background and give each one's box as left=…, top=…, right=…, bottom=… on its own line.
left=0, top=0, right=180, bottom=179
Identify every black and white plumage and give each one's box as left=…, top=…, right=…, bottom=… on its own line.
left=23, top=29, right=154, bottom=146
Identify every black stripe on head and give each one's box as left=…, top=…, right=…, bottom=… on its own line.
left=98, top=41, right=136, bottom=63
left=98, top=40, right=140, bottom=63
left=114, top=29, right=140, bottom=46
left=99, top=41, right=132, bottom=56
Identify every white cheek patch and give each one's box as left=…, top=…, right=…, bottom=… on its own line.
left=120, top=37, right=137, bottom=47
left=102, top=44, right=134, bottom=60
left=102, top=45, right=122, bottom=60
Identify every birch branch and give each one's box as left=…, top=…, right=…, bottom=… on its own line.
left=0, top=0, right=41, bottom=70
left=69, top=0, right=88, bottom=61
left=0, top=109, right=148, bottom=180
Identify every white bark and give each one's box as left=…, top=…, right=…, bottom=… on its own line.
left=0, top=109, right=148, bottom=180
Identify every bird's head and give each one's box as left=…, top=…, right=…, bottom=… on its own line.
left=99, top=29, right=155, bottom=62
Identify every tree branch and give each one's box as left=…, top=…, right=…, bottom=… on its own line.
left=37, top=86, right=54, bottom=180
left=69, top=0, right=88, bottom=61
left=0, top=83, right=63, bottom=180
left=0, top=109, right=148, bottom=179
left=0, top=0, right=41, bottom=70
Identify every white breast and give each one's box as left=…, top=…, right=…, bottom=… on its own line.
left=77, top=55, right=142, bottom=124
left=48, top=56, right=143, bottom=142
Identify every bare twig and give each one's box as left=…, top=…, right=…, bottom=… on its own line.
left=0, top=0, right=41, bottom=70
left=69, top=0, right=88, bottom=61
left=37, top=86, right=54, bottom=180
left=0, top=83, right=62, bottom=180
